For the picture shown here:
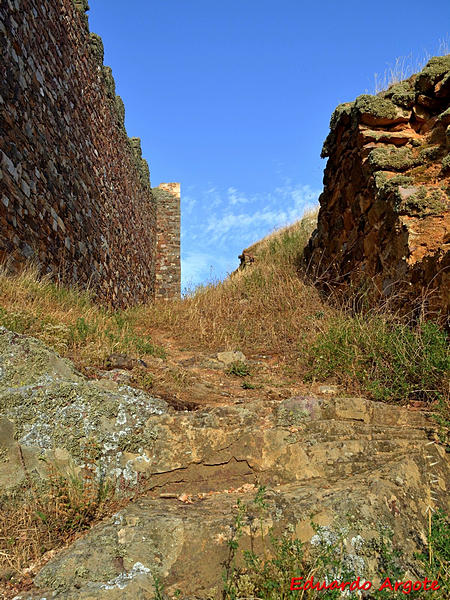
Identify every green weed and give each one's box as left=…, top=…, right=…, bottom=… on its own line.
left=305, top=317, right=449, bottom=404
left=226, top=360, right=251, bottom=377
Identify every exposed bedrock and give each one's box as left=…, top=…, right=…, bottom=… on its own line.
left=1, top=329, right=448, bottom=598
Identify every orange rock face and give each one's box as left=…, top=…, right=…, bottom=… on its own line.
left=304, top=57, right=450, bottom=317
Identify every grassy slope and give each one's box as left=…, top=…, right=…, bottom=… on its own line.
left=0, top=211, right=447, bottom=408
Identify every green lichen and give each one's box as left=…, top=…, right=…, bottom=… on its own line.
left=438, top=106, right=450, bottom=126
left=321, top=103, right=354, bottom=158
left=419, top=145, right=442, bottom=161
left=0, top=328, right=77, bottom=392
left=354, top=94, right=398, bottom=121
left=276, top=406, right=309, bottom=427
left=329, top=102, right=353, bottom=130
left=115, top=95, right=125, bottom=129
left=73, top=0, right=89, bottom=13
left=102, top=66, right=116, bottom=100
left=373, top=171, right=389, bottom=189
left=415, top=55, right=450, bottom=93
left=117, top=429, right=158, bottom=453
left=442, top=153, right=450, bottom=173
left=384, top=80, right=416, bottom=109
left=128, top=138, right=151, bottom=190
left=0, top=329, right=167, bottom=478
left=399, top=186, right=448, bottom=216
left=368, top=146, right=420, bottom=172
left=375, top=174, right=414, bottom=204
left=0, top=448, right=9, bottom=463
left=89, top=33, right=104, bottom=66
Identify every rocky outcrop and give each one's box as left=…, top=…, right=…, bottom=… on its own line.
left=304, top=56, right=450, bottom=315
left=1, top=329, right=448, bottom=598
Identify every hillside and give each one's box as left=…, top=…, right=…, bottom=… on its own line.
left=0, top=205, right=448, bottom=597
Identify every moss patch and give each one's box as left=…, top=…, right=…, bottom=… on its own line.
left=442, top=153, right=450, bottom=174
left=369, top=147, right=420, bottom=172
left=354, top=94, right=399, bottom=122
left=415, top=55, right=450, bottom=93
left=128, top=138, right=150, bottom=190
left=419, top=145, right=442, bottom=162
left=0, top=329, right=167, bottom=482
left=89, top=33, right=104, bottom=66
left=102, top=66, right=116, bottom=100
left=398, top=186, right=448, bottom=216
left=384, top=80, right=416, bottom=109
left=375, top=174, right=413, bottom=202
left=115, top=95, right=125, bottom=129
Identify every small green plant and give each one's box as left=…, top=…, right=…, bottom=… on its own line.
left=226, top=360, right=251, bottom=377
left=0, top=307, right=37, bottom=333
left=222, top=488, right=450, bottom=600
left=415, top=509, right=450, bottom=599
left=0, top=453, right=124, bottom=587
left=132, top=368, right=154, bottom=391
left=241, top=380, right=256, bottom=389
left=305, top=317, right=449, bottom=404
left=152, top=574, right=168, bottom=600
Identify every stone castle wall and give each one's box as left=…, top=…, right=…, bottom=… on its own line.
left=304, top=56, right=450, bottom=315
left=153, top=183, right=181, bottom=298
left=0, top=0, right=181, bottom=306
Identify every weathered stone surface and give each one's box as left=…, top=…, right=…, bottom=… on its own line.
left=2, top=330, right=448, bottom=599
left=354, top=94, right=410, bottom=126
left=304, top=57, right=450, bottom=315
left=415, top=55, right=450, bottom=93
left=0, top=328, right=168, bottom=489
left=368, top=146, right=420, bottom=171
left=216, top=350, right=247, bottom=365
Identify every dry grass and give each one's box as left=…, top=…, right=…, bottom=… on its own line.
left=0, top=211, right=448, bottom=595
left=0, top=264, right=165, bottom=371
left=0, top=455, right=128, bottom=594
left=139, top=210, right=328, bottom=359
left=373, top=39, right=450, bottom=93
left=0, top=211, right=447, bottom=412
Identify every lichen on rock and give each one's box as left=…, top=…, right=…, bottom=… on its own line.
left=89, top=33, right=104, bottom=66
left=0, top=328, right=168, bottom=488
left=415, top=54, right=450, bottom=93
left=368, top=146, right=420, bottom=171
left=383, top=79, right=416, bottom=109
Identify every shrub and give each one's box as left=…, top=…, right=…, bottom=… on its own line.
left=305, top=317, right=449, bottom=404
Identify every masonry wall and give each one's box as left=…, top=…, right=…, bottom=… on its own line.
left=153, top=183, right=181, bottom=298
left=304, top=56, right=450, bottom=316
left=0, top=0, right=161, bottom=307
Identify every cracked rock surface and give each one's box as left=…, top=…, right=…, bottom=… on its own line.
left=1, top=329, right=448, bottom=599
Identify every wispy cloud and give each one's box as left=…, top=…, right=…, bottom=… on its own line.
left=180, top=180, right=320, bottom=291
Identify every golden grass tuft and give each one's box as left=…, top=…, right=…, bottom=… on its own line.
left=0, top=457, right=126, bottom=595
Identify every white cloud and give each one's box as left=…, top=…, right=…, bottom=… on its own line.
left=227, top=186, right=250, bottom=205
left=181, top=180, right=321, bottom=289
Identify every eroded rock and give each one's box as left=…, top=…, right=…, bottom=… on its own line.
left=2, top=330, right=448, bottom=599
left=304, top=56, right=450, bottom=315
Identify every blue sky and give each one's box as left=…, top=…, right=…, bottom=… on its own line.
left=89, top=0, right=449, bottom=292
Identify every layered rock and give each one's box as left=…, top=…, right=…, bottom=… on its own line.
left=304, top=56, right=450, bottom=315
left=1, top=329, right=448, bottom=598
